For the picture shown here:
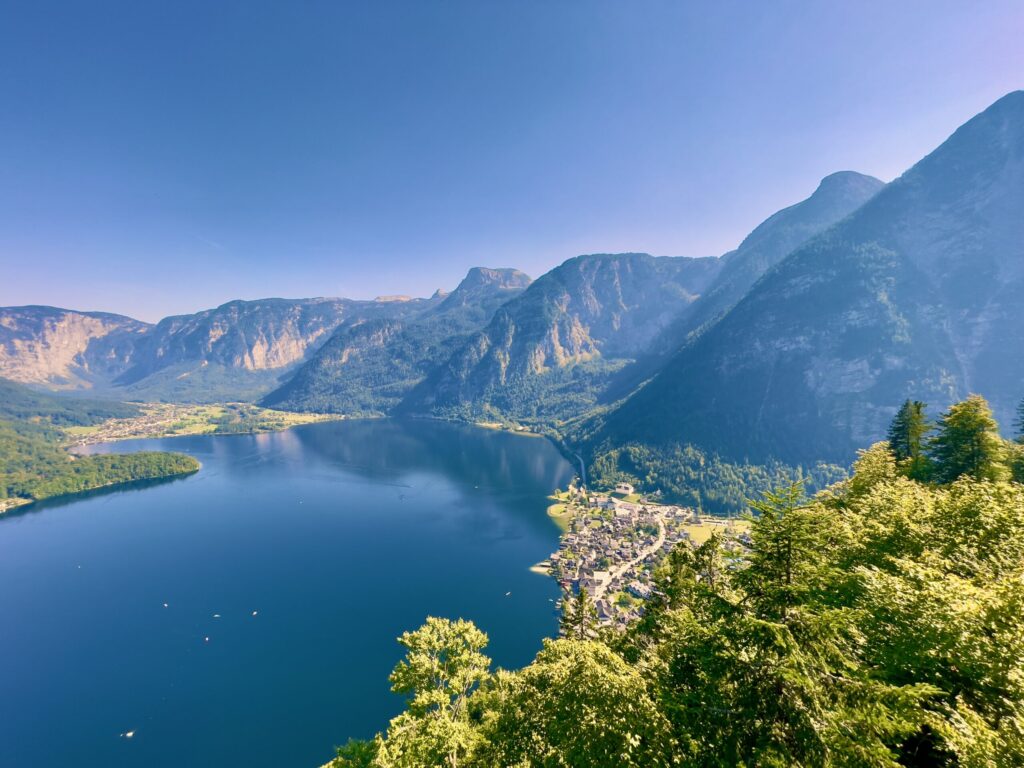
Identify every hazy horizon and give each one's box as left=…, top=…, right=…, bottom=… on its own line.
left=3, top=1, right=1022, bottom=321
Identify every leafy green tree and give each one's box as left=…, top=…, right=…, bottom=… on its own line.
left=331, top=738, right=377, bottom=767
left=643, top=481, right=933, bottom=766
left=929, top=395, right=1008, bottom=483
left=887, top=399, right=931, bottom=480
left=735, top=481, right=824, bottom=619
left=478, top=640, right=675, bottom=767
left=560, top=586, right=598, bottom=640
left=354, top=430, right=1024, bottom=767
left=375, top=617, right=490, bottom=768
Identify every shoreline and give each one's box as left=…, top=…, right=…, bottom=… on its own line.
left=65, top=402, right=345, bottom=447
left=1, top=462, right=200, bottom=516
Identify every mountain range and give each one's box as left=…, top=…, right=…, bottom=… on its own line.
left=591, top=89, right=1024, bottom=466
left=4, top=91, right=1022, bottom=501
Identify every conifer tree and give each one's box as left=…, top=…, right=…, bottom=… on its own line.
left=929, top=395, right=1007, bottom=483
left=887, top=400, right=931, bottom=480
left=560, top=587, right=598, bottom=640
left=1016, top=397, right=1024, bottom=443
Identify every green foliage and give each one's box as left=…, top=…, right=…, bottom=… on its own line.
left=0, top=377, right=139, bottom=426
left=0, top=379, right=204, bottom=508
left=418, top=358, right=630, bottom=428
left=333, top=738, right=378, bottom=768
left=887, top=399, right=932, bottom=480
left=559, top=587, right=598, bottom=640
left=587, top=440, right=846, bottom=514
left=477, top=640, right=675, bottom=767
left=1009, top=441, right=1024, bottom=484
left=929, top=394, right=1008, bottom=483
left=376, top=617, right=491, bottom=768
left=0, top=418, right=198, bottom=506
left=353, top=403, right=1024, bottom=765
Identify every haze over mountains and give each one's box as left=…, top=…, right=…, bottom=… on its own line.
left=594, top=89, right=1024, bottom=465
left=262, top=268, right=532, bottom=414
left=3, top=92, right=1023, bottom=488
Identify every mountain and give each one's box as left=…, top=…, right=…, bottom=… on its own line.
left=592, top=91, right=1024, bottom=465
left=112, top=296, right=434, bottom=402
left=0, top=376, right=140, bottom=425
left=600, top=171, right=885, bottom=401
left=0, top=296, right=437, bottom=403
left=655, top=171, right=884, bottom=353
left=262, top=268, right=532, bottom=414
left=0, top=306, right=151, bottom=389
left=401, top=253, right=722, bottom=424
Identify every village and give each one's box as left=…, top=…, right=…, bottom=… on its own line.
left=540, top=481, right=750, bottom=629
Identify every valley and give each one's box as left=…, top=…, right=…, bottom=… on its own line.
left=1, top=63, right=1022, bottom=768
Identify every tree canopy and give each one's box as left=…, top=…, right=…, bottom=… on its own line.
left=332, top=395, right=1024, bottom=767
left=929, top=394, right=1007, bottom=483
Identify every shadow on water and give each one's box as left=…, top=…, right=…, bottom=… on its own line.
left=289, top=418, right=571, bottom=496
left=0, top=474, right=195, bottom=523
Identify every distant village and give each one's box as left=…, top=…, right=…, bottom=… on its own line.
left=540, top=481, right=750, bottom=629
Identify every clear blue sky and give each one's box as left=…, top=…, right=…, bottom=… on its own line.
left=2, top=1, right=1021, bottom=321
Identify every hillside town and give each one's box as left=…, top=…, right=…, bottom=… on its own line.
left=542, top=482, right=750, bottom=629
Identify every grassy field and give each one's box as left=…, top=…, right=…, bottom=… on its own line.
left=546, top=489, right=581, bottom=531
left=65, top=403, right=342, bottom=445
left=681, top=518, right=750, bottom=544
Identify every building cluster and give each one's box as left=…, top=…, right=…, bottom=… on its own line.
left=548, top=483, right=748, bottom=629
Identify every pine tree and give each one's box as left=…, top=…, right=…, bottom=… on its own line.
left=1015, top=397, right=1024, bottom=444
left=929, top=394, right=1008, bottom=484
left=560, top=587, right=598, bottom=640
left=887, top=400, right=931, bottom=480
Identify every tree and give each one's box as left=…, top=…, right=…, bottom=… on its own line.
left=887, top=400, right=931, bottom=480
left=478, top=640, right=675, bottom=767
left=331, top=738, right=377, bottom=767
left=735, top=481, right=825, bottom=620
left=1016, top=397, right=1024, bottom=443
left=1009, top=441, right=1024, bottom=484
left=560, top=586, right=598, bottom=640
left=375, top=617, right=490, bottom=768
left=929, top=395, right=1008, bottom=484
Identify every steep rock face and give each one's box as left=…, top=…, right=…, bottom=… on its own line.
left=262, top=268, right=531, bottom=414
left=403, top=253, right=722, bottom=422
left=119, top=298, right=353, bottom=380
left=111, top=296, right=437, bottom=401
left=0, top=306, right=150, bottom=388
left=595, top=91, right=1024, bottom=463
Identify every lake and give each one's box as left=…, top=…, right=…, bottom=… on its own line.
left=0, top=419, right=573, bottom=768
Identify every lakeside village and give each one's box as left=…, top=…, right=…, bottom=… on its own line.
left=535, top=482, right=751, bottom=630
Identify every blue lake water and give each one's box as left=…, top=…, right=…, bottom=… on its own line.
left=0, top=419, right=573, bottom=768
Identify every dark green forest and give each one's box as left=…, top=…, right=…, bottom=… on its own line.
left=0, top=377, right=140, bottom=425
left=0, top=379, right=199, bottom=508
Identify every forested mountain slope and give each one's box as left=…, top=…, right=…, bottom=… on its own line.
left=592, top=91, right=1024, bottom=466
left=262, top=268, right=531, bottom=414
left=401, top=253, right=722, bottom=424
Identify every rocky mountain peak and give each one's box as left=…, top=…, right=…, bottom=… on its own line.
left=439, top=267, right=532, bottom=310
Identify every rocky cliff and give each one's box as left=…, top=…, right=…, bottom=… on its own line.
left=0, top=306, right=150, bottom=388
left=262, top=268, right=531, bottom=414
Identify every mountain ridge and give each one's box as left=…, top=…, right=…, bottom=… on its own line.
left=590, top=90, right=1024, bottom=465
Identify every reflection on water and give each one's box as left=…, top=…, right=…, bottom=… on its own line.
left=0, top=419, right=572, bottom=768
